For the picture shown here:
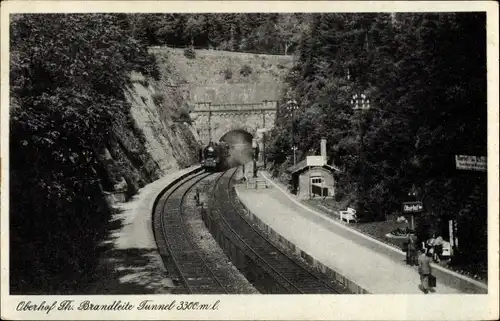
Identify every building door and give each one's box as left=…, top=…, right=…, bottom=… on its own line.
left=310, top=175, right=325, bottom=198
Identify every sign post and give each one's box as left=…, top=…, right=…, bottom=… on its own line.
left=402, top=201, right=423, bottom=230
left=455, top=155, right=486, bottom=172
left=452, top=155, right=485, bottom=255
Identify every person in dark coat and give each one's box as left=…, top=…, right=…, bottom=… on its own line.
left=418, top=248, right=433, bottom=293
left=406, top=233, right=418, bottom=266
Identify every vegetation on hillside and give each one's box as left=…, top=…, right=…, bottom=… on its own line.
left=9, top=14, right=162, bottom=293
left=267, top=13, right=487, bottom=274
left=129, top=13, right=310, bottom=54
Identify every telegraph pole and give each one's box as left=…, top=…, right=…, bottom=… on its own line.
left=208, top=103, right=212, bottom=144
left=350, top=93, right=370, bottom=220
left=286, top=97, right=299, bottom=166
left=262, top=111, right=267, bottom=168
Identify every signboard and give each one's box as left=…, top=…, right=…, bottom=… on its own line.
left=306, top=156, right=325, bottom=167
left=402, top=201, right=423, bottom=214
left=455, top=155, right=486, bottom=172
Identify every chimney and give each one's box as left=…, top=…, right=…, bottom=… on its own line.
left=321, top=138, right=327, bottom=164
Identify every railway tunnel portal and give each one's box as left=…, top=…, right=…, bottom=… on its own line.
left=190, top=101, right=278, bottom=163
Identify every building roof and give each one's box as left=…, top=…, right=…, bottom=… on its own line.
left=287, top=159, right=342, bottom=175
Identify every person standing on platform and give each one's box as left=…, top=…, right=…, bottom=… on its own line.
left=433, top=233, right=444, bottom=263
left=406, top=233, right=418, bottom=266
left=426, top=234, right=436, bottom=252
left=418, top=248, right=433, bottom=294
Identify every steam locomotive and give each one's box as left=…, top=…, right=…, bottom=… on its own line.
left=201, top=141, right=230, bottom=172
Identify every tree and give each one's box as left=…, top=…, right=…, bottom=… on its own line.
left=270, top=13, right=487, bottom=272
left=274, top=14, right=308, bottom=55
left=10, top=13, right=158, bottom=293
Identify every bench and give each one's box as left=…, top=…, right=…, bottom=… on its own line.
left=340, top=207, right=358, bottom=223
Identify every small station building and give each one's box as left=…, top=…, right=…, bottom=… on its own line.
left=287, top=139, right=342, bottom=200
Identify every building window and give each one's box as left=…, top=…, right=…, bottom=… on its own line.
left=311, top=177, right=323, bottom=184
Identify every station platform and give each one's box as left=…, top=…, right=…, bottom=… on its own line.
left=234, top=171, right=486, bottom=294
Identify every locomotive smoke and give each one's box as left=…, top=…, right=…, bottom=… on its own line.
left=221, top=131, right=253, bottom=168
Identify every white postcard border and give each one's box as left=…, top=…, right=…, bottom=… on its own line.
left=1, top=1, right=499, bottom=320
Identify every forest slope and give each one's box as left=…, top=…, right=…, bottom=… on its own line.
left=9, top=14, right=201, bottom=294
left=266, top=13, right=488, bottom=276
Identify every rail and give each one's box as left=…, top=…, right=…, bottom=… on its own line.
left=152, top=167, right=229, bottom=294
left=226, top=169, right=347, bottom=293
left=208, top=167, right=347, bottom=294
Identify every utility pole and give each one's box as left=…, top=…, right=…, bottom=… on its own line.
left=207, top=102, right=212, bottom=144
left=261, top=110, right=267, bottom=168
left=286, top=96, right=299, bottom=166
left=350, top=93, right=370, bottom=220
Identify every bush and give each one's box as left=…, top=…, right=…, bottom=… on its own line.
left=240, top=64, right=253, bottom=76
left=222, top=68, right=233, bottom=80
left=174, top=106, right=192, bottom=123
left=144, top=53, right=161, bottom=81
left=133, top=52, right=160, bottom=81
left=183, top=47, right=196, bottom=59
left=152, top=92, right=165, bottom=106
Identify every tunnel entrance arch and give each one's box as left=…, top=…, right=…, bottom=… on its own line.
left=220, top=129, right=253, bottom=145
left=190, top=101, right=277, bottom=146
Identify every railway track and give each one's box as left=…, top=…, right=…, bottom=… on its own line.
left=152, top=170, right=230, bottom=294
left=210, top=167, right=349, bottom=294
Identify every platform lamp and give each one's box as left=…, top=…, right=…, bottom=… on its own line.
left=286, top=97, right=299, bottom=166
left=350, top=93, right=370, bottom=220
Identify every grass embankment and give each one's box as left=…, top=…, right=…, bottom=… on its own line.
left=303, top=198, right=409, bottom=250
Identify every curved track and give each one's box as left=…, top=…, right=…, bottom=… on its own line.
left=153, top=170, right=229, bottom=294
left=210, top=167, right=349, bottom=294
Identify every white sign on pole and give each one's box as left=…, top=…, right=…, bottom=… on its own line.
left=402, top=201, right=423, bottom=213
left=306, top=156, right=325, bottom=167
left=455, top=155, right=487, bottom=171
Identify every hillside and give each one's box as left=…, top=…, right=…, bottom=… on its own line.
left=8, top=16, right=202, bottom=294
left=151, top=47, right=294, bottom=105
left=125, top=71, right=201, bottom=175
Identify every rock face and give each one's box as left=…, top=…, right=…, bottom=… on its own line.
left=125, top=79, right=201, bottom=175
left=99, top=69, right=202, bottom=205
